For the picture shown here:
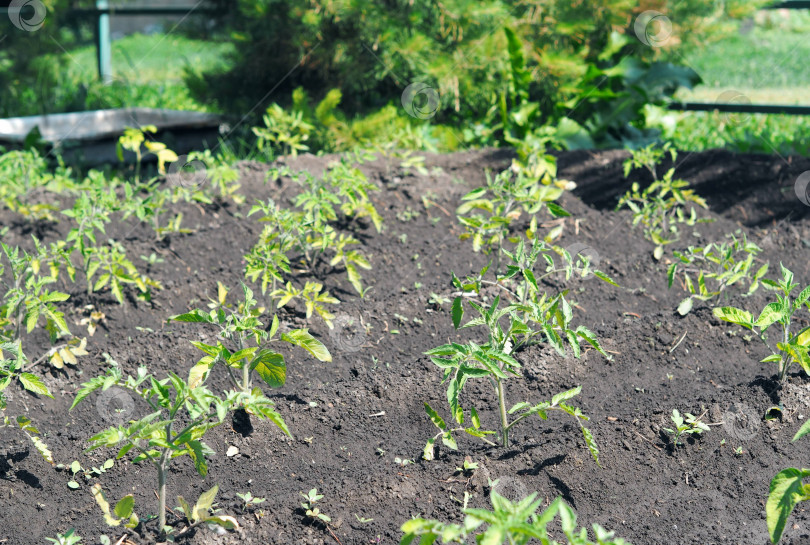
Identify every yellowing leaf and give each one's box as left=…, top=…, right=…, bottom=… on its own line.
left=59, top=347, right=77, bottom=366
left=188, top=363, right=209, bottom=389
left=250, top=350, right=286, bottom=388
left=91, top=483, right=121, bottom=527
left=50, top=350, right=64, bottom=369
left=193, top=485, right=219, bottom=523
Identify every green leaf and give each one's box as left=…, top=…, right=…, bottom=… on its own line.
left=447, top=378, right=462, bottom=424
left=470, top=407, right=481, bottom=429
left=793, top=418, right=810, bottom=442
left=186, top=440, right=209, bottom=477
left=25, top=309, right=39, bottom=333
left=756, top=302, right=785, bottom=330
left=677, top=297, right=693, bottom=316
left=114, top=495, right=134, bottom=519
left=177, top=495, right=192, bottom=520
left=767, top=468, right=810, bottom=543
left=282, top=329, right=332, bottom=362
left=795, top=285, right=810, bottom=310
left=70, top=375, right=110, bottom=410
left=545, top=202, right=570, bottom=218
left=19, top=373, right=53, bottom=398
left=250, top=350, right=286, bottom=388
left=551, top=386, right=581, bottom=406
left=508, top=402, right=531, bottom=414
left=581, top=425, right=600, bottom=467
left=424, top=403, right=446, bottom=431
left=188, top=362, right=209, bottom=389
left=205, top=515, right=239, bottom=530
left=169, top=310, right=212, bottom=323
left=40, top=291, right=70, bottom=303
left=441, top=431, right=457, bottom=450
left=451, top=297, right=463, bottom=330
left=667, top=263, right=677, bottom=289
left=422, top=437, right=436, bottom=461
left=713, top=307, right=753, bottom=329
left=593, top=270, right=619, bottom=287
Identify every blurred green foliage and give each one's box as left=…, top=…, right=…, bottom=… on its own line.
left=0, top=0, right=92, bottom=116
left=0, top=0, right=790, bottom=157
left=189, top=0, right=770, bottom=151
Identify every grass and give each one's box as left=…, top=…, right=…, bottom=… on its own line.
left=679, top=15, right=810, bottom=92
left=63, top=33, right=233, bottom=87
left=3, top=33, right=233, bottom=116
left=667, top=10, right=810, bottom=155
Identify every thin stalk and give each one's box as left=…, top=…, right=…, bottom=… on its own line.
left=780, top=320, right=791, bottom=382
left=157, top=448, right=168, bottom=530
left=480, top=280, right=519, bottom=300
left=238, top=333, right=250, bottom=394
left=496, top=377, right=509, bottom=448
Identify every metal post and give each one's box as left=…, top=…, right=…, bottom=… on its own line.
left=96, top=0, right=112, bottom=83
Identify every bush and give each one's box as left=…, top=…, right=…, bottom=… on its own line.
left=189, top=0, right=768, bottom=150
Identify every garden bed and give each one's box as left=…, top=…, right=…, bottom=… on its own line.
left=2, top=147, right=810, bottom=545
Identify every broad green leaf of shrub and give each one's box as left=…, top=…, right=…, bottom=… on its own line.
left=767, top=468, right=810, bottom=543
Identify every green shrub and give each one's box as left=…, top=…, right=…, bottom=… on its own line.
left=191, top=0, right=766, bottom=150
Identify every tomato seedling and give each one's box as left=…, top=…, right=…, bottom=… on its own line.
left=71, top=363, right=244, bottom=534
left=668, top=232, right=768, bottom=315
left=617, top=143, right=710, bottom=259
left=713, top=264, right=810, bottom=383
left=663, top=409, right=710, bottom=447
left=767, top=418, right=810, bottom=543
left=401, top=489, right=631, bottom=545
left=170, top=283, right=331, bottom=402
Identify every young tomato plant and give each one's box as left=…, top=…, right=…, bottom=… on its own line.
left=401, top=489, right=631, bottom=545
left=121, top=181, right=192, bottom=242
left=0, top=149, right=76, bottom=223
left=713, top=264, right=810, bottom=383
left=71, top=363, right=243, bottom=535
left=323, top=158, right=383, bottom=232
left=423, top=295, right=602, bottom=457
left=663, top=409, right=710, bottom=447
left=271, top=281, right=338, bottom=328
left=62, top=187, right=162, bottom=304
left=767, top=418, right=810, bottom=544
left=170, top=283, right=331, bottom=400
left=116, top=125, right=178, bottom=184
left=252, top=103, right=314, bottom=158
left=191, top=150, right=242, bottom=203
left=451, top=235, right=616, bottom=354
left=246, top=197, right=372, bottom=304
left=456, top=165, right=570, bottom=270
left=0, top=345, right=54, bottom=465
left=85, top=240, right=162, bottom=305
left=668, top=232, right=768, bottom=315
left=0, top=242, right=89, bottom=369
left=617, top=143, right=710, bottom=259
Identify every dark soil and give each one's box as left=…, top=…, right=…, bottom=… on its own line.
left=2, top=147, right=810, bottom=545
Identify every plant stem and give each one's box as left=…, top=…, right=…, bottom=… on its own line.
left=157, top=455, right=168, bottom=531
left=239, top=333, right=250, bottom=394
left=496, top=377, right=509, bottom=448
left=780, top=320, right=791, bottom=382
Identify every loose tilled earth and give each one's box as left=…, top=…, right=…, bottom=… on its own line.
left=2, top=147, right=810, bottom=545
